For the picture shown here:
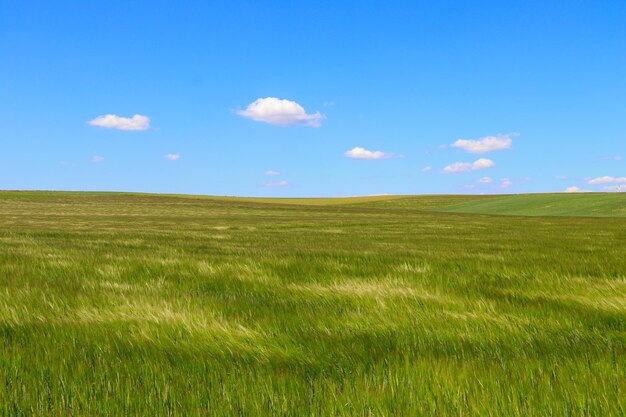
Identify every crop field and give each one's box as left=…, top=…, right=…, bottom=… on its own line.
left=1, top=191, right=625, bottom=416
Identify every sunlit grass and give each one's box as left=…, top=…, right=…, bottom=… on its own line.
left=0, top=191, right=625, bottom=415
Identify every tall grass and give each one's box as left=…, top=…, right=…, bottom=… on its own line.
left=0, top=192, right=625, bottom=415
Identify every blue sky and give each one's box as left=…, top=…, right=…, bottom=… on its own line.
left=1, top=0, right=624, bottom=196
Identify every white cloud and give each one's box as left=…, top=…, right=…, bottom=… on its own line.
left=92, top=155, right=104, bottom=163
left=563, top=186, right=584, bottom=193
left=265, top=170, right=280, bottom=176
left=443, top=158, right=495, bottom=173
left=587, top=176, right=626, bottom=185
left=477, top=176, right=492, bottom=183
left=422, top=166, right=432, bottom=173
left=450, top=133, right=515, bottom=153
left=88, top=114, right=150, bottom=131
left=236, top=97, right=324, bottom=127
left=164, top=153, right=180, bottom=161
left=472, top=158, right=495, bottom=169
left=260, top=180, right=289, bottom=187
left=499, top=178, right=513, bottom=189
left=555, top=175, right=568, bottom=180
left=604, top=185, right=626, bottom=191
left=344, top=147, right=392, bottom=160
left=615, top=155, right=623, bottom=161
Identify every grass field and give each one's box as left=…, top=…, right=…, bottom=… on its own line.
left=432, top=193, right=626, bottom=217
left=1, top=191, right=625, bottom=416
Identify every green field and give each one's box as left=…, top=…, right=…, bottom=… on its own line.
left=1, top=191, right=625, bottom=416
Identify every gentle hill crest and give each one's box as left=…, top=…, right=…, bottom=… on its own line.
left=1, top=191, right=625, bottom=217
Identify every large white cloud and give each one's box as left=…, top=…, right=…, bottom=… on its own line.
left=451, top=134, right=515, bottom=153
left=236, top=97, right=324, bottom=127
left=587, top=176, right=626, bottom=185
left=88, top=114, right=150, bottom=131
left=443, top=158, right=494, bottom=173
left=344, top=147, right=392, bottom=160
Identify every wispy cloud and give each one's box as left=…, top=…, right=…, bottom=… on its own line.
left=587, top=176, right=626, bottom=185
left=92, top=155, right=104, bottom=163
left=260, top=180, right=289, bottom=187
left=344, top=147, right=393, bottom=160
left=164, top=153, right=180, bottom=161
left=443, top=158, right=494, bottom=173
left=604, top=185, right=626, bottom=191
left=449, top=133, right=516, bottom=153
left=265, top=170, right=280, bottom=176
left=499, top=178, right=513, bottom=189
left=422, top=166, right=432, bottom=173
left=477, top=176, right=492, bottom=183
left=88, top=114, right=150, bottom=131
left=236, top=97, right=324, bottom=127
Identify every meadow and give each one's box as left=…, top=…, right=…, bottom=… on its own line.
left=0, top=191, right=625, bottom=416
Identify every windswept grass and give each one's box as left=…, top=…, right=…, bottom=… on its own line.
left=0, top=191, right=625, bottom=415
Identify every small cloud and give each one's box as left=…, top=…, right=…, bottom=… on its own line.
left=164, top=153, right=180, bottom=161
left=564, top=186, right=583, bottom=193
left=443, top=158, right=495, bottom=173
left=615, top=155, right=623, bottom=161
left=450, top=133, right=516, bottom=153
left=555, top=175, right=568, bottom=180
left=422, top=166, right=432, bottom=173
left=604, top=185, right=626, bottom=191
left=323, top=101, right=335, bottom=107
left=265, top=170, right=280, bottom=176
left=88, top=114, right=150, bottom=131
left=260, top=180, right=289, bottom=187
left=92, top=155, right=104, bottom=163
left=587, top=176, right=626, bottom=185
left=236, top=97, right=324, bottom=127
left=499, top=178, right=513, bottom=189
left=477, top=176, right=493, bottom=183
left=345, top=147, right=393, bottom=160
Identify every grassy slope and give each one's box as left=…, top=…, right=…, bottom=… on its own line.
left=430, top=192, right=626, bottom=217
left=0, top=191, right=625, bottom=416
